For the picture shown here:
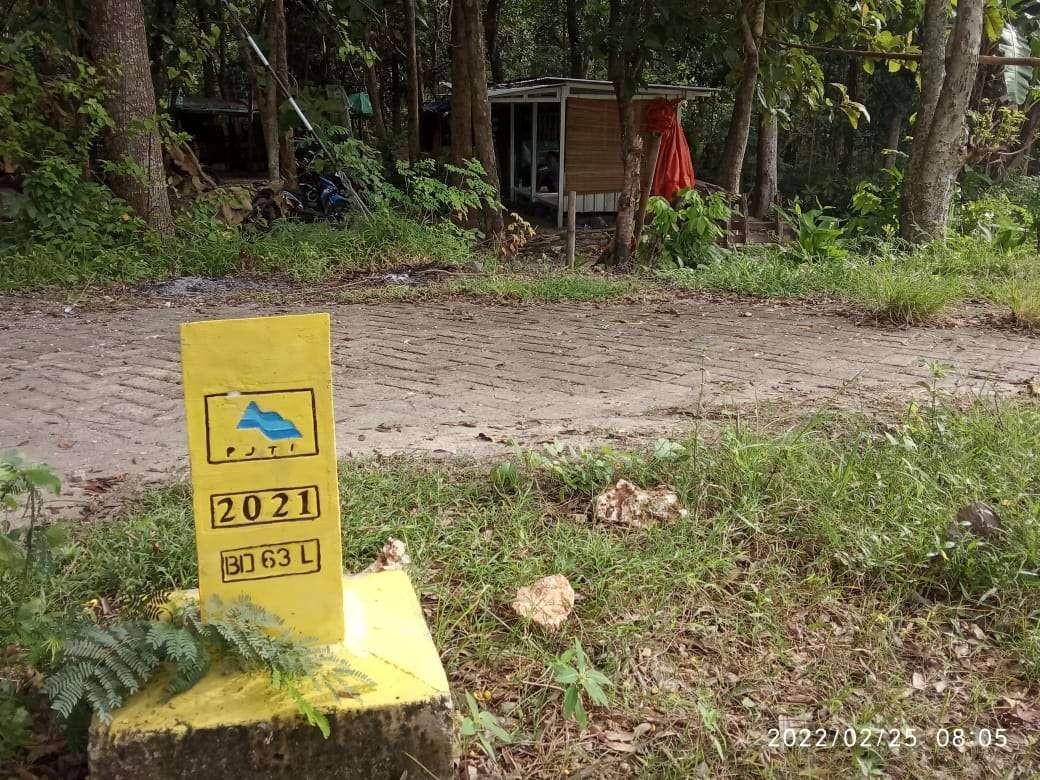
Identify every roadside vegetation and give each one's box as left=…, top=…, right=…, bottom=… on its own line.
left=4, top=397, right=1039, bottom=776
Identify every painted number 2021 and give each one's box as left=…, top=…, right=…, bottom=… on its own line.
left=209, top=486, right=319, bottom=528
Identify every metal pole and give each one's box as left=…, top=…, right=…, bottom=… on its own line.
left=224, top=1, right=370, bottom=216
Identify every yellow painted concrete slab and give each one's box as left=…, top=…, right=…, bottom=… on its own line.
left=180, top=313, right=344, bottom=643
left=106, top=571, right=450, bottom=737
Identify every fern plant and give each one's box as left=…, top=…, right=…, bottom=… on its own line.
left=44, top=596, right=372, bottom=736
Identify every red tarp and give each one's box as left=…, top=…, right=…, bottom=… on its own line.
left=646, top=98, right=694, bottom=200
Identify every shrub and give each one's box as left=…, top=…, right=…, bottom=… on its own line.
left=776, top=199, right=846, bottom=261
left=847, top=168, right=902, bottom=237
left=641, top=188, right=731, bottom=268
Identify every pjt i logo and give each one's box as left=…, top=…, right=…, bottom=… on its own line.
left=204, top=389, right=318, bottom=463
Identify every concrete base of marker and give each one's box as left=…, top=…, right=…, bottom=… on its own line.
left=88, top=571, right=455, bottom=779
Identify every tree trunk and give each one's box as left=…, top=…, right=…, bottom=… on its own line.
left=612, top=94, right=643, bottom=266
left=484, top=0, right=504, bottom=84
left=718, top=0, right=764, bottom=194
left=751, top=111, right=777, bottom=218
left=90, top=0, right=174, bottom=236
left=450, top=0, right=473, bottom=165
left=269, top=0, right=295, bottom=187
left=839, top=58, right=860, bottom=173
left=900, top=0, right=984, bottom=243
left=405, top=0, right=422, bottom=160
left=881, top=108, right=904, bottom=168
left=390, top=51, right=401, bottom=135
left=458, top=0, right=503, bottom=235
left=566, top=0, right=585, bottom=78
left=64, top=0, right=80, bottom=55
left=427, top=0, right=440, bottom=95
left=602, top=0, right=648, bottom=265
left=364, top=28, right=389, bottom=143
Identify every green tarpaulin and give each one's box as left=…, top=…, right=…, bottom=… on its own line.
left=346, top=92, right=373, bottom=116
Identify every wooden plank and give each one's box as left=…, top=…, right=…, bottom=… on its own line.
left=567, top=191, right=577, bottom=268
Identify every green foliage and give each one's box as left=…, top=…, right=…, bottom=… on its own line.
left=489, top=461, right=523, bottom=496
left=43, top=597, right=372, bottom=729
left=847, top=168, right=902, bottom=238
left=776, top=200, right=846, bottom=261
left=1, top=451, right=60, bottom=512
left=1, top=452, right=63, bottom=576
left=44, top=621, right=171, bottom=721
left=0, top=682, right=32, bottom=764
left=0, top=33, right=110, bottom=169
left=459, top=692, right=513, bottom=760
left=524, top=443, right=632, bottom=500
left=388, top=158, right=500, bottom=225
left=642, top=188, right=732, bottom=268
left=956, top=189, right=1031, bottom=252
left=0, top=33, right=148, bottom=248
left=551, top=639, right=611, bottom=730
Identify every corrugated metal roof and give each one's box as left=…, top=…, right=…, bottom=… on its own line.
left=487, top=77, right=717, bottom=101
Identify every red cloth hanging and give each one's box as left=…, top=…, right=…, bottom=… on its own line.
left=646, top=98, right=695, bottom=200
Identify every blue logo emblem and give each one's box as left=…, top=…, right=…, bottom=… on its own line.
left=236, top=401, right=302, bottom=441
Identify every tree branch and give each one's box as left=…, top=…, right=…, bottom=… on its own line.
left=768, top=37, right=1040, bottom=67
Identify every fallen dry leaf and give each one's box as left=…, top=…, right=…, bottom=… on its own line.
left=511, top=574, right=575, bottom=630
left=592, top=479, right=688, bottom=528
left=363, top=537, right=411, bottom=573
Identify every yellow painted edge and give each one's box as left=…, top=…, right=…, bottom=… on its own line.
left=104, top=570, right=450, bottom=739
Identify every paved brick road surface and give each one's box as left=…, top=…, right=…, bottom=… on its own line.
left=2, top=299, right=1038, bottom=486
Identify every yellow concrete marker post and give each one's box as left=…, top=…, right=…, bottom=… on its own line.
left=89, top=312, right=454, bottom=779
left=180, top=313, right=344, bottom=642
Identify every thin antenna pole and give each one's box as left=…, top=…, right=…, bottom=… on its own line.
left=223, top=0, right=370, bottom=215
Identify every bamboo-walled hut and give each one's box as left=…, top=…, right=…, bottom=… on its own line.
left=486, top=78, right=716, bottom=227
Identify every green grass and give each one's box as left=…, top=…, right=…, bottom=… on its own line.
left=0, top=212, right=474, bottom=290
left=851, top=264, right=964, bottom=324
left=3, top=399, right=1040, bottom=776
left=661, top=236, right=1040, bottom=324
left=1008, top=280, right=1040, bottom=329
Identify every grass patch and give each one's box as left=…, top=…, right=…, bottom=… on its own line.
left=661, top=245, right=853, bottom=299
left=1008, top=280, right=1040, bottom=329
left=850, top=264, right=963, bottom=324
left=661, top=236, right=1040, bottom=323
left=4, top=400, right=1040, bottom=775
left=453, top=273, right=643, bottom=302
left=0, top=212, right=473, bottom=290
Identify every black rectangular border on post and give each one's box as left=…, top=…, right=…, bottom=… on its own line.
left=219, top=538, right=322, bottom=583
left=203, top=388, right=319, bottom=464
left=209, top=485, right=321, bottom=529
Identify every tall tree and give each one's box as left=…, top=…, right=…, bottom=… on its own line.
left=451, top=0, right=503, bottom=235
left=750, top=111, right=778, bottom=217
left=566, top=0, right=586, bottom=77
left=270, top=0, right=295, bottom=187
left=363, top=26, right=390, bottom=143
left=604, top=0, right=647, bottom=266
left=405, top=0, right=422, bottom=159
left=90, top=0, right=174, bottom=236
left=484, top=0, right=504, bottom=83
left=717, top=0, right=764, bottom=194
left=900, top=0, right=985, bottom=242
